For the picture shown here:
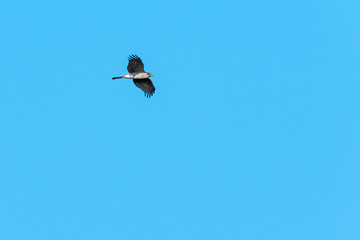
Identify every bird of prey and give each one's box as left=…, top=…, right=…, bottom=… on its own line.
left=112, top=54, right=155, bottom=98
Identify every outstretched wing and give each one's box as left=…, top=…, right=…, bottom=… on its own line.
left=133, top=79, right=155, bottom=98
left=127, top=54, right=144, bottom=73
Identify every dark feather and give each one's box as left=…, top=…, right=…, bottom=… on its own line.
left=127, top=54, right=144, bottom=73
left=133, top=78, right=155, bottom=98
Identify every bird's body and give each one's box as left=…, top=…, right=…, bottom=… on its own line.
left=112, top=54, right=155, bottom=97
left=119, top=72, right=150, bottom=79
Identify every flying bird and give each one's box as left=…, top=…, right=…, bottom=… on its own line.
left=112, top=54, right=155, bottom=98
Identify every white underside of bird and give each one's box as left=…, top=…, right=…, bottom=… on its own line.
left=119, top=72, right=152, bottom=79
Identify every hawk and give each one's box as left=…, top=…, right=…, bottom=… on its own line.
left=112, top=54, right=156, bottom=98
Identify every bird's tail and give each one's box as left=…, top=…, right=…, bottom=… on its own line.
left=112, top=76, right=125, bottom=80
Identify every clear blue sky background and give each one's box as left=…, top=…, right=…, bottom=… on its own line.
left=0, top=0, right=359, bottom=239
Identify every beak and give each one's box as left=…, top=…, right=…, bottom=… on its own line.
left=149, top=73, right=153, bottom=77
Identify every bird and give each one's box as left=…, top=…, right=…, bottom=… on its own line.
left=112, top=54, right=155, bottom=98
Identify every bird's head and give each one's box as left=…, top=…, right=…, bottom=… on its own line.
left=147, top=72, right=153, bottom=77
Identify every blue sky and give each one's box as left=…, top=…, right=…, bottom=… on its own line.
left=0, top=0, right=359, bottom=239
